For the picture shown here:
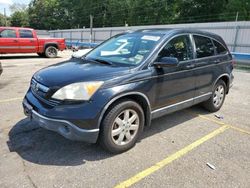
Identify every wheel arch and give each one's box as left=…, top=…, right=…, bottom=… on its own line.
left=214, top=74, right=230, bottom=94
left=44, top=43, right=59, bottom=51
left=98, top=92, right=152, bottom=129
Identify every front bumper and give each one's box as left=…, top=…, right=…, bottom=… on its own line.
left=23, top=99, right=99, bottom=143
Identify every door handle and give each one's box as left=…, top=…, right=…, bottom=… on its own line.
left=13, top=40, right=18, bottom=42
left=214, top=60, right=221, bottom=64
left=30, top=40, right=35, bottom=42
left=185, top=64, right=195, bottom=69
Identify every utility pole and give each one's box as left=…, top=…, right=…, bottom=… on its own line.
left=125, top=21, right=128, bottom=27
left=233, top=12, right=239, bottom=52
left=235, top=12, right=239, bottom=22
left=89, top=15, right=93, bottom=44
left=4, top=8, right=7, bottom=26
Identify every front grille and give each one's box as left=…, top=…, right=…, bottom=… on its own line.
left=31, top=79, right=60, bottom=106
left=31, top=79, right=49, bottom=98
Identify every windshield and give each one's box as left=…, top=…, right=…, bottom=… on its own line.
left=86, top=33, right=164, bottom=66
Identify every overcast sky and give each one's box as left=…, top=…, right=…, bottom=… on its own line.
left=0, top=0, right=31, bottom=16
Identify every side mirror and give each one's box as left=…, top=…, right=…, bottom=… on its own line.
left=154, top=57, right=179, bottom=68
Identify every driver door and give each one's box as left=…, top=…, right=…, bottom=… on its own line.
left=0, top=29, right=19, bottom=53
left=151, top=34, right=196, bottom=117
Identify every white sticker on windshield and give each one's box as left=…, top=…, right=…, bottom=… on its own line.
left=141, top=35, right=161, bottom=41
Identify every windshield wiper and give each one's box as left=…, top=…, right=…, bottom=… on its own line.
left=89, top=58, right=113, bottom=65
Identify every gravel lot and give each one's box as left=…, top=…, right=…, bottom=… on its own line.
left=0, top=51, right=249, bottom=188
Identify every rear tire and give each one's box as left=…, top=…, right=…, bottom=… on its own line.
left=203, top=80, right=226, bottom=112
left=45, top=46, right=58, bottom=58
left=99, top=100, right=145, bottom=153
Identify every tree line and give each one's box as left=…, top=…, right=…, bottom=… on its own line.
left=1, top=0, right=250, bottom=30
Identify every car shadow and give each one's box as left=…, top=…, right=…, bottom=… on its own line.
left=7, top=105, right=209, bottom=166
left=0, top=55, right=62, bottom=60
left=0, top=80, right=13, bottom=89
left=0, top=55, right=42, bottom=59
left=141, top=105, right=210, bottom=140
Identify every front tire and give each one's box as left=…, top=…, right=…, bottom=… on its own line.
left=203, top=80, right=226, bottom=112
left=100, top=100, right=145, bottom=153
left=45, top=46, right=58, bottom=58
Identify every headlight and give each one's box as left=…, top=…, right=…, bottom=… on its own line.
left=52, top=81, right=104, bottom=101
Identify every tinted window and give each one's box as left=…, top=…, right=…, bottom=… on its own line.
left=194, top=35, right=214, bottom=58
left=159, top=35, right=193, bottom=62
left=0, top=29, right=16, bottom=38
left=213, top=40, right=227, bottom=55
left=19, top=30, right=33, bottom=38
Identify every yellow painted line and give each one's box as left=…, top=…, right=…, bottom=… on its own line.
left=0, top=97, right=23, bottom=104
left=185, top=110, right=250, bottom=136
left=115, top=125, right=229, bottom=188
left=196, top=114, right=250, bottom=136
left=230, top=126, right=250, bottom=135
left=197, top=114, right=225, bottom=126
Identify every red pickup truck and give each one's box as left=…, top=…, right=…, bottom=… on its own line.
left=0, top=27, right=66, bottom=58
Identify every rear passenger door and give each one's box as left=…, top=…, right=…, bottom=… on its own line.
left=152, top=34, right=196, bottom=113
left=18, top=29, right=38, bottom=53
left=192, top=35, right=219, bottom=99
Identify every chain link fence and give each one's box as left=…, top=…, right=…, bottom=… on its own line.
left=49, top=21, right=250, bottom=53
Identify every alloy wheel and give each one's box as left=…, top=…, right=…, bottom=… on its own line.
left=48, top=47, right=57, bottom=56
left=111, top=109, right=139, bottom=146
left=213, top=85, right=225, bottom=108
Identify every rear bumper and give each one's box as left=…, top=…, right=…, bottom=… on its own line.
left=23, top=99, right=99, bottom=143
left=59, top=43, right=66, bottom=51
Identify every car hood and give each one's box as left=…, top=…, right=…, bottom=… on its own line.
left=33, top=59, right=132, bottom=88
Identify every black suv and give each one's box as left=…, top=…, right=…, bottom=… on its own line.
left=23, top=29, right=234, bottom=153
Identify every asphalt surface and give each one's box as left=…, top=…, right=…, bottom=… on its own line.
left=0, top=51, right=249, bottom=188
